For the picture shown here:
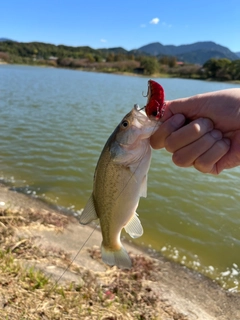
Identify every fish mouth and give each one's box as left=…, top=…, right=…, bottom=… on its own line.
left=133, top=104, right=149, bottom=123
left=134, top=104, right=147, bottom=118
left=134, top=104, right=143, bottom=112
left=119, top=115, right=158, bottom=149
left=133, top=104, right=159, bottom=127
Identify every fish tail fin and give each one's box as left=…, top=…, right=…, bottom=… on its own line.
left=101, top=243, right=132, bottom=270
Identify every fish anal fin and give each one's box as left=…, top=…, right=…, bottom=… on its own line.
left=78, top=194, right=98, bottom=225
left=101, top=243, right=132, bottom=270
left=139, top=175, right=147, bottom=198
left=124, top=213, right=143, bottom=239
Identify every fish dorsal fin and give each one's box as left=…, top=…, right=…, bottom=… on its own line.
left=139, top=174, right=147, bottom=198
left=78, top=194, right=98, bottom=225
left=124, top=213, right=143, bottom=238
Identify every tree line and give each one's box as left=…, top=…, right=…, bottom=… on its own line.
left=0, top=41, right=240, bottom=81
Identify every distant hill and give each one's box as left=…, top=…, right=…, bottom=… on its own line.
left=98, top=47, right=128, bottom=55
left=0, top=37, right=239, bottom=65
left=0, top=38, right=13, bottom=42
left=135, top=41, right=239, bottom=64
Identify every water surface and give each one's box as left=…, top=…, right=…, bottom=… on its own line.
left=1, top=65, right=240, bottom=291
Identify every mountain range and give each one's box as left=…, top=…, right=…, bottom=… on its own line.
left=85, top=41, right=240, bottom=64
left=132, top=41, right=239, bottom=64
left=0, top=38, right=239, bottom=65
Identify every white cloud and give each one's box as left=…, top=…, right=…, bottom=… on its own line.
left=100, top=39, right=107, bottom=43
left=150, top=18, right=160, bottom=25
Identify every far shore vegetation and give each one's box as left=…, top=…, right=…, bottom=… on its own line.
left=1, top=40, right=240, bottom=82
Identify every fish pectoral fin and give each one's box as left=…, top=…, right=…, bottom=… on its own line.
left=124, top=213, right=143, bottom=238
left=101, top=243, right=132, bottom=270
left=139, top=174, right=147, bottom=198
left=77, top=194, right=98, bottom=225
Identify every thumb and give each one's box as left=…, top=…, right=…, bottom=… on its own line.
left=161, top=97, right=200, bottom=122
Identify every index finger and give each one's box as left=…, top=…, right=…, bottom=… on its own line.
left=150, top=113, right=185, bottom=149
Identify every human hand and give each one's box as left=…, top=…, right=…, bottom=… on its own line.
left=150, top=89, right=240, bottom=174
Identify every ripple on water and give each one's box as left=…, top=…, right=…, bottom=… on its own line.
left=1, top=65, right=240, bottom=291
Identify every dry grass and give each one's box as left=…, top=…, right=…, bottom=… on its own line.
left=0, top=208, right=188, bottom=320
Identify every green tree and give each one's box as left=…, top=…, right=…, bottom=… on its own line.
left=140, top=57, right=159, bottom=75
left=168, top=56, right=177, bottom=68
left=229, top=60, right=240, bottom=80
left=159, top=56, right=177, bottom=67
left=203, top=58, right=231, bottom=79
left=94, top=55, right=102, bottom=62
left=106, top=53, right=115, bottom=62
left=114, top=53, right=126, bottom=61
left=86, top=53, right=95, bottom=63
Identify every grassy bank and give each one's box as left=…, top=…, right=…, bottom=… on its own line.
left=0, top=207, right=185, bottom=320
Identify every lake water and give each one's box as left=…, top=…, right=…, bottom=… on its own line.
left=1, top=65, right=240, bottom=291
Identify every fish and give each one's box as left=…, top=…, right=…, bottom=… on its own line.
left=78, top=104, right=160, bottom=269
left=145, top=80, right=165, bottom=119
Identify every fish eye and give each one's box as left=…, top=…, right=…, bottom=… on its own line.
left=121, top=120, right=129, bottom=128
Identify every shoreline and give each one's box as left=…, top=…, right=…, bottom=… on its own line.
left=1, top=62, right=240, bottom=84
left=0, top=183, right=240, bottom=319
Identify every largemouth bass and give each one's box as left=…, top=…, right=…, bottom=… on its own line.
left=78, top=105, right=160, bottom=269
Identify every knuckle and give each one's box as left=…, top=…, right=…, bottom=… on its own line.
left=194, top=139, right=230, bottom=174
left=209, top=129, right=222, bottom=140
left=150, top=135, right=164, bottom=149
left=200, top=131, right=222, bottom=147
left=192, top=118, right=213, bottom=134
left=165, top=138, right=175, bottom=153
left=172, top=152, right=191, bottom=167
left=154, top=121, right=178, bottom=151
left=194, top=159, right=211, bottom=173
left=216, top=140, right=230, bottom=152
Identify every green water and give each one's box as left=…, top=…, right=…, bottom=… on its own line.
left=1, top=65, right=240, bottom=291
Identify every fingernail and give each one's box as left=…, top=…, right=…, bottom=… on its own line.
left=223, top=138, right=231, bottom=146
left=202, top=118, right=213, bottom=130
left=171, top=114, right=185, bottom=127
left=210, top=129, right=222, bottom=139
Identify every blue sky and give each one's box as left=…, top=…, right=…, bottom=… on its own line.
left=1, top=0, right=240, bottom=52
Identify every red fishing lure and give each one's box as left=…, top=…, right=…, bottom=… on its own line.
left=145, top=80, right=165, bottom=119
